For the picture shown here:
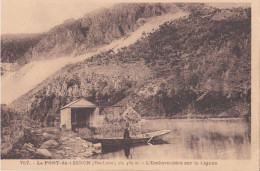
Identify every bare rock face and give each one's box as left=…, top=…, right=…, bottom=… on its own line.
left=36, top=149, right=52, bottom=158
left=1, top=105, right=25, bottom=158
left=30, top=20, right=86, bottom=60
left=1, top=3, right=179, bottom=67
left=40, top=140, right=59, bottom=149
left=1, top=33, right=44, bottom=64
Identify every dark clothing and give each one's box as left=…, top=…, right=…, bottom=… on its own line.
left=124, top=146, right=130, bottom=158
left=124, top=129, right=130, bottom=139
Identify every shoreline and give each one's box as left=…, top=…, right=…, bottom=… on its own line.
left=141, top=117, right=249, bottom=120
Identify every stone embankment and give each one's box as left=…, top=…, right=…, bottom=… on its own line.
left=3, top=127, right=101, bottom=159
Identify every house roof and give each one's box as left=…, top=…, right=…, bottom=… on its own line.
left=60, top=99, right=96, bottom=110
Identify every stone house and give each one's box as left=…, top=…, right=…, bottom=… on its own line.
left=95, top=106, right=142, bottom=138
left=60, top=99, right=142, bottom=137
left=60, top=99, right=103, bottom=131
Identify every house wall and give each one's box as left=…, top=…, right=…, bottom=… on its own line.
left=92, top=107, right=142, bottom=138
left=60, top=109, right=66, bottom=128
left=129, top=121, right=142, bottom=136
left=60, top=108, right=71, bottom=130
left=90, top=108, right=105, bottom=128
left=60, top=107, right=108, bottom=131
left=93, top=120, right=142, bottom=138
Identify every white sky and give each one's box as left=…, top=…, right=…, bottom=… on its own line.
left=1, top=1, right=251, bottom=35
left=1, top=0, right=115, bottom=34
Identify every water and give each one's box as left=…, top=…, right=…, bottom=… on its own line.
left=91, top=118, right=250, bottom=159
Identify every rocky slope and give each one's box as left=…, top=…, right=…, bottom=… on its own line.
left=2, top=3, right=185, bottom=105
left=2, top=126, right=101, bottom=159
left=1, top=105, right=26, bottom=156
left=9, top=4, right=251, bottom=125
left=2, top=4, right=251, bottom=157
left=1, top=34, right=44, bottom=63
left=1, top=3, right=180, bottom=66
left=1, top=3, right=185, bottom=156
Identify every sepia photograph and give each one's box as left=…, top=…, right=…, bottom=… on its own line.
left=1, top=0, right=259, bottom=170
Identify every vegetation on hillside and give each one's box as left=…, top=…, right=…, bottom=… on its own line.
left=9, top=5, right=251, bottom=125
left=1, top=3, right=179, bottom=66
left=1, top=34, right=44, bottom=63
left=2, top=3, right=251, bottom=159
left=113, top=6, right=251, bottom=117
left=1, top=105, right=25, bottom=157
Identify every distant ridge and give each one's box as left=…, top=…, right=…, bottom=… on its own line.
left=1, top=3, right=179, bottom=66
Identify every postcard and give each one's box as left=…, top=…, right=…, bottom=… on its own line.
left=1, top=0, right=259, bottom=170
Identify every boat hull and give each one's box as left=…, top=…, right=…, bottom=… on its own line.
left=86, top=129, right=171, bottom=146
left=88, top=137, right=150, bottom=146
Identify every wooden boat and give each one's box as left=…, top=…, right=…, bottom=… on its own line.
left=86, top=129, right=171, bottom=146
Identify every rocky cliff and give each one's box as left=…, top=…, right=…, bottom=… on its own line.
left=1, top=33, right=44, bottom=65
left=1, top=105, right=25, bottom=156
left=1, top=3, right=179, bottom=66
left=9, top=5, right=251, bottom=126
left=2, top=4, right=251, bottom=157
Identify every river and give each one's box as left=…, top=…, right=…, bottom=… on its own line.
left=91, top=118, right=250, bottom=159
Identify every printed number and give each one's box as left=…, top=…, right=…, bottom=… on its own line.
left=20, top=161, right=30, bottom=165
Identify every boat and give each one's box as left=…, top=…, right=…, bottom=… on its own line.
left=85, top=129, right=171, bottom=146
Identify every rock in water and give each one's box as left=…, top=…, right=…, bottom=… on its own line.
left=36, top=149, right=52, bottom=158
left=40, top=140, right=58, bottom=149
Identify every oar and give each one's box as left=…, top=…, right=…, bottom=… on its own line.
left=147, top=136, right=154, bottom=145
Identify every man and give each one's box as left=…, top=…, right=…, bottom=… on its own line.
left=124, top=128, right=130, bottom=139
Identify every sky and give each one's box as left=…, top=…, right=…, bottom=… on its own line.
left=1, top=0, right=251, bottom=35
left=1, top=0, right=115, bottom=34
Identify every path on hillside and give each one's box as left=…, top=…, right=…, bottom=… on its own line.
left=2, top=11, right=189, bottom=105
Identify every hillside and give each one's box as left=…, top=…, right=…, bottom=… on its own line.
left=1, top=105, right=26, bottom=157
left=9, top=4, right=251, bottom=127
left=1, top=33, right=44, bottom=65
left=2, top=8, right=187, bottom=105
left=1, top=3, right=179, bottom=66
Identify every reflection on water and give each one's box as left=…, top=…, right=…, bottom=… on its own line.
left=98, top=139, right=170, bottom=159
left=91, top=118, right=250, bottom=159
left=124, top=146, right=130, bottom=158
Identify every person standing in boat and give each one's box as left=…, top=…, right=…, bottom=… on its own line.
left=124, top=128, right=130, bottom=139
left=124, top=123, right=130, bottom=139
